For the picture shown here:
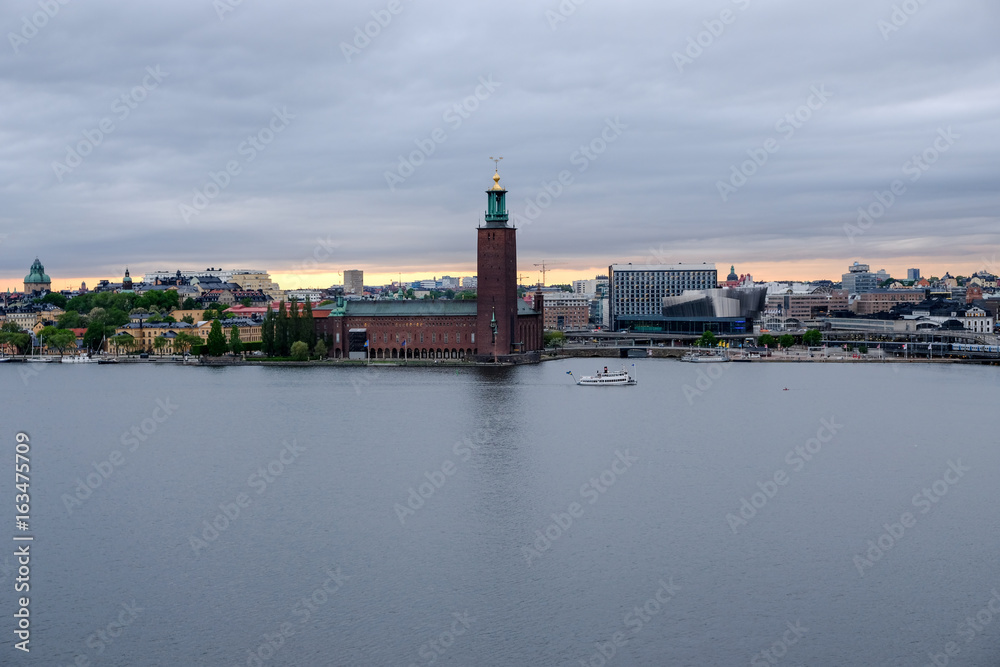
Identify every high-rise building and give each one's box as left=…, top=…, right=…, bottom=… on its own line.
left=572, top=277, right=609, bottom=296
left=343, top=270, right=364, bottom=296
left=841, top=262, right=878, bottom=294
left=907, top=268, right=921, bottom=281
left=608, top=263, right=717, bottom=329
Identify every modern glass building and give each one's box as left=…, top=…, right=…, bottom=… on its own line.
left=842, top=262, right=878, bottom=294
left=608, top=263, right=717, bottom=330
left=610, top=285, right=767, bottom=335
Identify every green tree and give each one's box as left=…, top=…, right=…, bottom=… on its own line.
left=778, top=334, right=795, bottom=349
left=173, top=332, right=200, bottom=356
left=229, top=326, right=243, bottom=356
left=66, top=294, right=94, bottom=314
left=261, top=308, right=276, bottom=356
left=314, top=339, right=327, bottom=358
left=57, top=311, right=83, bottom=329
left=182, top=315, right=194, bottom=325
left=1, top=321, right=31, bottom=353
left=697, top=330, right=717, bottom=347
left=455, top=290, right=476, bottom=300
left=153, top=336, right=169, bottom=356
left=290, top=340, right=309, bottom=361
left=83, top=321, right=111, bottom=352
left=302, top=298, right=316, bottom=348
left=758, top=334, right=776, bottom=348
left=182, top=297, right=198, bottom=310
left=41, top=292, right=67, bottom=308
left=107, top=308, right=129, bottom=327
left=802, top=329, right=822, bottom=346
left=0, top=327, right=31, bottom=355
left=39, top=325, right=59, bottom=349
left=241, top=298, right=252, bottom=307
left=275, top=302, right=289, bottom=356
left=206, top=319, right=227, bottom=356
left=111, top=333, right=135, bottom=355
left=289, top=297, right=300, bottom=346
left=49, top=329, right=77, bottom=356
left=543, top=330, right=566, bottom=348
left=405, top=288, right=414, bottom=299
left=82, top=308, right=117, bottom=352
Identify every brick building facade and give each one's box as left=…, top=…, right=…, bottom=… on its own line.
left=314, top=171, right=543, bottom=360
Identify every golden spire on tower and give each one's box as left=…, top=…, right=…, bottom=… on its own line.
left=489, top=156, right=504, bottom=190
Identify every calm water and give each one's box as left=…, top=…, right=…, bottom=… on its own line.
left=1, top=360, right=999, bottom=666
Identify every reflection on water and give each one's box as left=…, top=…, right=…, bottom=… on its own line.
left=3, top=360, right=999, bottom=665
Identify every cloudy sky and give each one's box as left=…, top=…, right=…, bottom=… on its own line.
left=2, top=0, right=998, bottom=291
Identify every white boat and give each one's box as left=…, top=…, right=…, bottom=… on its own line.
left=680, top=352, right=729, bottom=363
left=0, top=357, right=10, bottom=363
left=570, top=365, right=636, bottom=386
left=61, top=356, right=98, bottom=363
left=25, top=357, right=53, bottom=363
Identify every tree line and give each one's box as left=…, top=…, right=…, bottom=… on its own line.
left=260, top=298, right=321, bottom=358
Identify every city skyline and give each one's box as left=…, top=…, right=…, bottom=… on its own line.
left=2, top=1, right=997, bottom=294
left=2, top=256, right=991, bottom=296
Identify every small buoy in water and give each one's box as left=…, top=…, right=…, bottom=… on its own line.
left=783, top=387, right=789, bottom=391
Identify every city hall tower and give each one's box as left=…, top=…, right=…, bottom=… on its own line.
left=476, top=166, right=519, bottom=358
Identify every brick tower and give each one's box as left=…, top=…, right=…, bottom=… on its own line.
left=476, top=167, right=518, bottom=359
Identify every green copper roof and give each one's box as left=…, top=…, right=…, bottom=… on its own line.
left=24, top=258, right=51, bottom=284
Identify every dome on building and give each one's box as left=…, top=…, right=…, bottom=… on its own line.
left=727, top=265, right=738, bottom=281
left=24, top=258, right=51, bottom=284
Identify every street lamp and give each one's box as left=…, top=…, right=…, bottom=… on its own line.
left=490, top=308, right=498, bottom=363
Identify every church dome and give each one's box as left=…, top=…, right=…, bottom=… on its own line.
left=24, top=258, right=51, bottom=284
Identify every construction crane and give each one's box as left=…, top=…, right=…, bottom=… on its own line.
left=533, top=260, right=565, bottom=287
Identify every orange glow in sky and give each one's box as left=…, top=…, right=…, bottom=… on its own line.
left=8, top=255, right=984, bottom=296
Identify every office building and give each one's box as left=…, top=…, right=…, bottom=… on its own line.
left=841, top=262, right=878, bottom=294
left=343, top=270, right=364, bottom=296
left=608, top=263, right=717, bottom=330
